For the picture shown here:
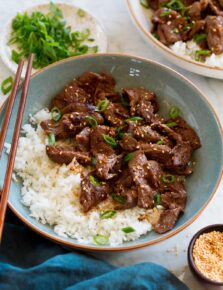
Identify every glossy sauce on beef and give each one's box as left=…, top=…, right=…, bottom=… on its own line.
left=40, top=71, right=201, bottom=234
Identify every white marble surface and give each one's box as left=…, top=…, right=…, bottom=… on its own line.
left=0, top=1, right=222, bottom=289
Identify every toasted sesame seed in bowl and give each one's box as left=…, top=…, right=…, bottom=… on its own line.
left=188, top=224, right=223, bottom=286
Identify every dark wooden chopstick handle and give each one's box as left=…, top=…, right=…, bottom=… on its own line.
left=0, top=55, right=33, bottom=241
left=0, top=60, right=24, bottom=159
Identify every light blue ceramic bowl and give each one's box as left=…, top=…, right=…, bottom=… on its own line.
left=0, top=54, right=222, bottom=251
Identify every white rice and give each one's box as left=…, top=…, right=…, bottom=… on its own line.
left=170, top=40, right=223, bottom=67
left=10, top=109, right=156, bottom=246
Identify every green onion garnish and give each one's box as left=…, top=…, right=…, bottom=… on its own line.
left=89, top=175, right=101, bottom=187
left=140, top=0, right=149, bottom=8
left=124, top=152, right=134, bottom=162
left=102, top=134, right=117, bottom=148
left=50, top=107, right=62, bottom=121
left=195, top=50, right=211, bottom=61
left=91, top=156, right=97, bottom=166
left=93, top=234, right=109, bottom=245
left=163, top=0, right=185, bottom=12
left=48, top=132, right=55, bottom=145
left=154, top=193, right=161, bottom=205
left=169, top=106, right=181, bottom=119
left=122, top=227, right=135, bottom=233
left=97, top=99, right=109, bottom=112
left=160, top=10, right=172, bottom=17
left=193, top=33, right=207, bottom=43
left=156, top=140, right=165, bottom=145
left=112, top=193, right=126, bottom=204
left=125, top=116, right=144, bottom=122
left=162, top=174, right=176, bottom=184
left=86, top=116, right=98, bottom=128
left=153, top=33, right=159, bottom=40
left=115, top=127, right=124, bottom=140
left=1, top=76, right=13, bottom=95
left=77, top=8, right=86, bottom=17
left=100, top=210, right=116, bottom=219
left=165, top=122, right=177, bottom=128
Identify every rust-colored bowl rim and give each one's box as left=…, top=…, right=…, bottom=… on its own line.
left=1, top=52, right=222, bottom=252
left=188, top=224, right=223, bottom=286
left=126, top=0, right=223, bottom=71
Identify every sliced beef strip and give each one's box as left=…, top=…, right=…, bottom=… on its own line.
left=40, top=119, right=73, bottom=139
left=171, top=141, right=192, bottom=168
left=182, top=20, right=206, bottom=41
left=206, top=16, right=223, bottom=54
left=95, top=153, right=123, bottom=180
left=128, top=151, right=157, bottom=209
left=103, top=102, right=129, bottom=126
left=188, top=2, right=203, bottom=20
left=169, top=117, right=201, bottom=150
left=145, top=160, right=164, bottom=189
left=90, top=126, right=116, bottom=156
left=119, top=134, right=138, bottom=152
left=80, top=173, right=111, bottom=212
left=46, top=145, right=91, bottom=165
left=75, top=127, right=91, bottom=152
left=161, top=181, right=187, bottom=210
left=114, top=187, right=138, bottom=210
left=153, top=208, right=181, bottom=233
left=61, top=102, right=96, bottom=115
left=152, top=8, right=180, bottom=24
left=133, top=125, right=167, bottom=143
left=139, top=143, right=173, bottom=165
left=51, top=80, right=90, bottom=110
left=151, top=122, right=182, bottom=144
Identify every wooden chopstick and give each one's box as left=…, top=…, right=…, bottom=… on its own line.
left=0, top=54, right=33, bottom=241
left=0, top=59, right=24, bottom=159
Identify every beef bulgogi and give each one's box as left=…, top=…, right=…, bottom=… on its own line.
left=40, top=71, right=201, bottom=234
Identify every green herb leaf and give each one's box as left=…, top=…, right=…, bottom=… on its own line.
left=102, top=134, right=117, bottom=148
left=50, top=107, right=62, bottom=121
left=97, top=99, right=109, bottom=112
left=93, top=234, right=109, bottom=245
left=100, top=210, right=116, bottom=219
left=89, top=175, right=101, bottom=187
left=169, top=106, right=181, bottom=119
left=160, top=10, right=172, bottom=17
left=154, top=193, right=161, bottom=205
left=122, top=226, right=135, bottom=233
left=193, top=33, right=207, bottom=43
left=1, top=76, right=13, bottom=95
left=48, top=132, right=56, bottom=145
left=165, top=122, right=177, bottom=128
left=86, top=116, right=98, bottom=128
left=112, top=193, right=126, bottom=204
left=162, top=174, right=176, bottom=184
left=156, top=140, right=165, bottom=145
left=77, top=8, right=86, bottom=17
left=125, top=116, right=144, bottom=122
left=124, top=152, right=134, bottom=162
left=140, top=0, right=149, bottom=8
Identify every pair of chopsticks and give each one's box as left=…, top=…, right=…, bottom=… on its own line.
left=0, top=54, right=33, bottom=241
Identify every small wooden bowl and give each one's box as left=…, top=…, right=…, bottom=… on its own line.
left=188, top=224, right=223, bottom=287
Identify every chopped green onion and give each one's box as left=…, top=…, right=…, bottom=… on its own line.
left=112, top=193, right=126, bottom=204
left=162, top=0, right=186, bottom=14
left=122, top=226, right=135, bottom=233
left=195, top=50, right=211, bottom=61
left=48, top=132, right=55, bottom=145
left=91, top=156, right=97, bottom=166
left=160, top=10, right=172, bottom=17
left=86, top=116, right=98, bottom=128
left=1, top=76, right=13, bottom=95
left=169, top=106, right=181, bottom=119
left=89, top=175, right=101, bottom=187
left=50, top=107, right=62, bottom=121
left=125, top=116, right=144, bottom=122
left=156, top=140, right=165, bottom=145
left=102, top=134, right=117, bottom=148
left=93, top=234, right=109, bottom=245
left=100, top=210, right=116, bottom=219
left=165, top=122, right=177, bottom=128
left=97, top=99, right=109, bottom=112
left=162, top=174, right=176, bottom=184
left=124, top=152, right=134, bottom=162
left=154, top=193, right=161, bottom=205
left=77, top=8, right=86, bottom=17
left=193, top=33, right=207, bottom=43
left=153, top=33, right=159, bottom=40
left=140, top=0, right=149, bottom=8
left=115, top=127, right=124, bottom=140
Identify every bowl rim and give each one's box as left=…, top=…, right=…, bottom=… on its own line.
left=1, top=52, right=223, bottom=252
left=188, top=224, right=223, bottom=285
left=126, top=0, right=223, bottom=71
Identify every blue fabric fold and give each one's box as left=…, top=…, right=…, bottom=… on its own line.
left=0, top=212, right=189, bottom=290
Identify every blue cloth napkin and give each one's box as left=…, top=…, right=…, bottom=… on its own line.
left=0, top=211, right=189, bottom=290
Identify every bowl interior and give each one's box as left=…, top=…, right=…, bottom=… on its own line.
left=188, top=224, right=223, bottom=285
left=0, top=54, right=222, bottom=250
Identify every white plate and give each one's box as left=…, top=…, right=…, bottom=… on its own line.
left=0, top=3, right=108, bottom=78
left=126, top=0, right=223, bottom=79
